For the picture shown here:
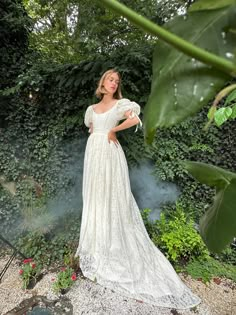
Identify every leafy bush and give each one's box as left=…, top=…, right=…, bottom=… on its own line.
left=142, top=204, right=209, bottom=264
left=16, top=232, right=47, bottom=264
left=19, top=258, right=42, bottom=289
left=213, top=245, right=236, bottom=266
left=141, top=208, right=159, bottom=239
left=185, top=256, right=236, bottom=283
left=16, top=214, right=81, bottom=266
left=52, top=267, right=77, bottom=294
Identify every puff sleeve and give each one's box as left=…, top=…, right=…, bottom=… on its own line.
left=116, top=98, right=142, bottom=131
left=84, top=105, right=93, bottom=128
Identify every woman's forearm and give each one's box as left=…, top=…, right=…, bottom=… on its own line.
left=112, top=116, right=140, bottom=133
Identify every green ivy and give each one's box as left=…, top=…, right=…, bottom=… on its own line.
left=16, top=213, right=81, bottom=266
left=1, top=6, right=235, bottom=266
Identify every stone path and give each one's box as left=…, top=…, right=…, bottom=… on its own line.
left=0, top=256, right=235, bottom=315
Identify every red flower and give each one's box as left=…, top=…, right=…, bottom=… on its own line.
left=31, top=263, right=36, bottom=269
left=71, top=273, right=76, bottom=281
left=19, top=269, right=24, bottom=275
left=61, top=267, right=66, bottom=272
left=23, top=258, right=33, bottom=264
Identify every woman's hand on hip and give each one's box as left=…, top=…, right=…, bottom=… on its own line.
left=108, top=130, right=119, bottom=146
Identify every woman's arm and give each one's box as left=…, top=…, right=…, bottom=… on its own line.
left=89, top=123, right=93, bottom=133
left=108, top=110, right=140, bottom=144
left=112, top=110, right=140, bottom=133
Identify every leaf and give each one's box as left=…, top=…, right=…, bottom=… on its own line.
left=200, top=178, right=236, bottom=253
left=189, top=0, right=236, bottom=12
left=214, top=107, right=232, bottom=126
left=230, top=104, right=236, bottom=118
left=65, top=77, right=75, bottom=88
left=184, top=161, right=236, bottom=253
left=144, top=6, right=236, bottom=143
left=74, top=77, right=82, bottom=87
left=225, top=88, right=236, bottom=104
left=183, top=161, right=236, bottom=187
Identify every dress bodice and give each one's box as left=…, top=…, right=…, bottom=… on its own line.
left=91, top=103, right=119, bottom=133
left=84, top=98, right=141, bottom=134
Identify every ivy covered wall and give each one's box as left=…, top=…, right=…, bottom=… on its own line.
left=0, top=0, right=31, bottom=122
left=0, top=1, right=235, bottom=246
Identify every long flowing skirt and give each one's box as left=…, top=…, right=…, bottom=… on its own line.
left=76, top=133, right=200, bottom=309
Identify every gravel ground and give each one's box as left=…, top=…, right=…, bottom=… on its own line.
left=0, top=256, right=235, bottom=315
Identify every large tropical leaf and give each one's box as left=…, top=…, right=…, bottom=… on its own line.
left=144, top=6, right=236, bottom=143
left=184, top=161, right=236, bottom=253
left=190, top=0, right=236, bottom=12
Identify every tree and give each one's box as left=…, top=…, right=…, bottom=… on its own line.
left=23, top=0, right=192, bottom=63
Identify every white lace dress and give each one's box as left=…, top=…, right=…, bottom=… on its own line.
left=75, top=98, right=201, bottom=309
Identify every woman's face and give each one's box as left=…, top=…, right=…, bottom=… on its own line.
left=103, top=72, right=120, bottom=96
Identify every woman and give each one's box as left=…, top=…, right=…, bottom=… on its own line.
left=75, top=69, right=200, bottom=309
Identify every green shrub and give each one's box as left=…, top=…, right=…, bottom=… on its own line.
left=142, top=204, right=209, bottom=264
left=52, top=266, right=77, bottom=294
left=16, top=214, right=81, bottom=266
left=185, top=256, right=236, bottom=283
left=213, top=245, right=236, bottom=266
left=141, top=208, right=159, bottom=239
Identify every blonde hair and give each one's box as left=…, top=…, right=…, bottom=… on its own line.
left=95, top=69, right=122, bottom=100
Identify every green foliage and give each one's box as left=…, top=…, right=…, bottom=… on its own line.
left=213, top=87, right=236, bottom=125
left=214, top=107, right=233, bottom=126
left=63, top=251, right=80, bottom=271
left=213, top=245, right=236, bottom=266
left=142, top=204, right=209, bottom=264
left=15, top=213, right=80, bottom=266
left=155, top=0, right=197, bottom=24
left=52, top=266, right=77, bottom=293
left=184, top=161, right=236, bottom=253
left=23, top=0, right=158, bottom=63
left=225, top=88, right=236, bottom=105
left=189, top=0, right=236, bottom=12
left=101, top=0, right=236, bottom=253
left=144, top=5, right=235, bottom=142
left=0, top=45, right=153, bottom=236
left=22, top=0, right=196, bottom=63
left=185, top=256, right=236, bottom=283
left=206, top=85, right=236, bottom=128
left=16, top=233, right=47, bottom=263
left=141, top=208, right=159, bottom=239
left=0, top=0, right=31, bottom=88
left=156, top=204, right=209, bottom=263
left=0, top=0, right=33, bottom=128
left=214, top=116, right=236, bottom=172
left=19, top=258, right=42, bottom=289
left=1, top=44, right=230, bottom=238
left=131, top=107, right=223, bottom=222
left=1, top=0, right=235, bottom=262
left=1, top=49, right=235, bottom=266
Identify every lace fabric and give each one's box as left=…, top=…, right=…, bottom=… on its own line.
left=79, top=250, right=200, bottom=309
left=76, top=98, right=201, bottom=309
